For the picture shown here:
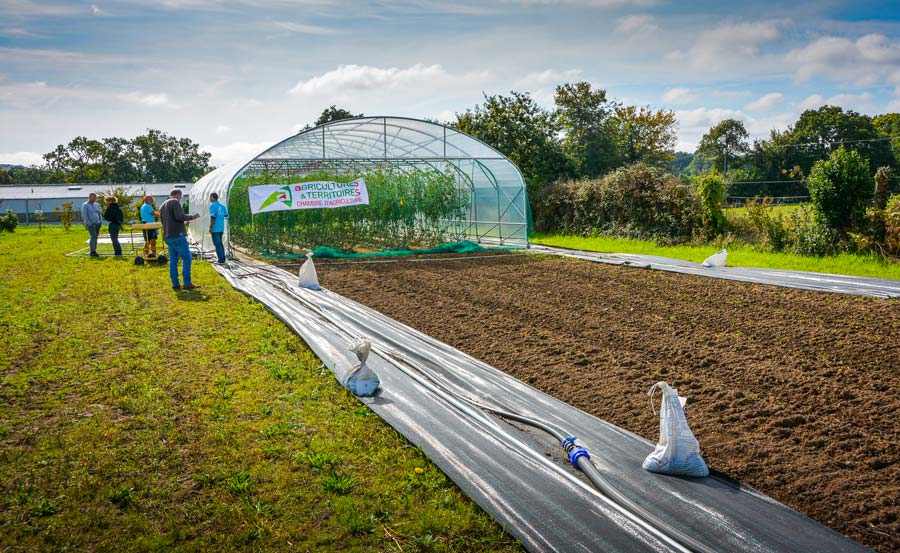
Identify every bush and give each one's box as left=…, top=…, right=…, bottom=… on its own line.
left=883, top=194, right=900, bottom=256
left=532, top=162, right=701, bottom=240
left=694, top=172, right=728, bottom=238
left=54, top=202, right=74, bottom=231
left=0, top=209, right=18, bottom=232
left=790, top=205, right=841, bottom=256
left=807, top=146, right=872, bottom=232
left=744, top=197, right=788, bottom=252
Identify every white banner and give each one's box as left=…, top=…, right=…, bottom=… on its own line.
left=249, top=179, right=369, bottom=214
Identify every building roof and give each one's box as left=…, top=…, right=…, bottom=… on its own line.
left=0, top=183, right=192, bottom=201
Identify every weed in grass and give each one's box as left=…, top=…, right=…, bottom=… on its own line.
left=414, top=533, right=440, bottom=549
left=213, top=377, right=234, bottom=400
left=107, top=485, right=135, bottom=509
left=258, top=420, right=298, bottom=440
left=210, top=402, right=230, bottom=421
left=260, top=404, right=274, bottom=416
left=29, top=498, right=57, bottom=517
left=297, top=450, right=341, bottom=470
left=266, top=363, right=299, bottom=382
left=193, top=473, right=219, bottom=488
left=260, top=443, right=286, bottom=459
left=12, top=484, right=34, bottom=506
left=321, top=474, right=357, bottom=495
left=339, top=511, right=375, bottom=535
left=243, top=526, right=265, bottom=544
left=354, top=407, right=373, bottom=418
left=242, top=497, right=273, bottom=518
left=225, top=470, right=253, bottom=495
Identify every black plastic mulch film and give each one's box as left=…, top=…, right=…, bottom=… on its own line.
left=213, top=256, right=872, bottom=553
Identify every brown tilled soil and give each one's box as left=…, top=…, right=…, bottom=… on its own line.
left=312, top=253, right=900, bottom=552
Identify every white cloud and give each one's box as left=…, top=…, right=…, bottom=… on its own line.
left=823, top=92, right=874, bottom=111
left=785, top=33, right=900, bottom=86
left=229, top=98, right=262, bottom=108
left=119, top=91, right=180, bottom=108
left=273, top=21, right=338, bottom=35
left=517, top=68, right=582, bottom=87
left=0, top=27, right=38, bottom=38
left=745, top=92, right=783, bottom=112
left=674, top=107, right=746, bottom=151
left=0, top=151, right=43, bottom=166
left=289, top=64, right=447, bottom=95
left=677, top=20, right=786, bottom=70
left=0, top=0, right=82, bottom=17
left=91, top=4, right=109, bottom=16
left=662, top=87, right=696, bottom=104
left=432, top=109, right=456, bottom=123
left=676, top=106, right=745, bottom=128
left=616, top=15, right=657, bottom=34
left=887, top=98, right=900, bottom=112
left=201, top=141, right=273, bottom=167
left=800, top=94, right=824, bottom=110
left=799, top=92, right=874, bottom=112
left=214, top=124, right=231, bottom=134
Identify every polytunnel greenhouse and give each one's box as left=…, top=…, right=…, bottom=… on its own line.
left=190, top=116, right=529, bottom=258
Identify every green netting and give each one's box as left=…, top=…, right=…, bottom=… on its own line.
left=260, top=240, right=518, bottom=260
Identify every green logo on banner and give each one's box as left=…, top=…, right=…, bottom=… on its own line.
left=259, top=185, right=292, bottom=211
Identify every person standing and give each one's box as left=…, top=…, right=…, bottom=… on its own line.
left=159, top=189, right=200, bottom=291
left=103, top=196, right=124, bottom=256
left=80, top=193, right=102, bottom=257
left=208, top=192, right=228, bottom=264
left=139, top=195, right=159, bottom=259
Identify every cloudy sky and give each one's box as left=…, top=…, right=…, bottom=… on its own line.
left=1, top=0, right=899, bottom=167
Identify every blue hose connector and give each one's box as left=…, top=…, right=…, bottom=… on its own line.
left=563, top=436, right=590, bottom=467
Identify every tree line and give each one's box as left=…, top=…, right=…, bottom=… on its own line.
left=688, top=108, right=899, bottom=198
left=0, top=129, right=213, bottom=185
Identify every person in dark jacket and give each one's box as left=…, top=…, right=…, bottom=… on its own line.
left=103, top=196, right=125, bottom=256
left=159, top=189, right=200, bottom=291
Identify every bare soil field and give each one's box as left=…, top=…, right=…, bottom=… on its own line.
left=311, top=253, right=900, bottom=552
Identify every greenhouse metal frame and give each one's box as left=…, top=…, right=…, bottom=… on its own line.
left=190, top=116, right=529, bottom=256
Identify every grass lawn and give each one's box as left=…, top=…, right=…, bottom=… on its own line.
left=531, top=233, right=900, bottom=280
left=0, top=227, right=520, bottom=552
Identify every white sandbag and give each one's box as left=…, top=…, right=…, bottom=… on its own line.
left=702, top=249, right=727, bottom=268
left=297, top=252, right=321, bottom=290
left=344, top=337, right=380, bottom=397
left=642, top=381, right=709, bottom=477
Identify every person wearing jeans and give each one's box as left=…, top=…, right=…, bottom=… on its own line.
left=208, top=192, right=228, bottom=263
left=159, top=189, right=200, bottom=291
left=103, top=196, right=124, bottom=256
left=80, top=193, right=102, bottom=257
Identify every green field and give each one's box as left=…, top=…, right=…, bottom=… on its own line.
left=0, top=227, right=520, bottom=552
left=724, top=203, right=804, bottom=219
left=531, top=233, right=900, bottom=280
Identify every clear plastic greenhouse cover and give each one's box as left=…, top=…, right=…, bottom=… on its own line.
left=189, top=117, right=529, bottom=256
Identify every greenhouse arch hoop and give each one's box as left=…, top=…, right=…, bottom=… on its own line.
left=190, top=116, right=530, bottom=256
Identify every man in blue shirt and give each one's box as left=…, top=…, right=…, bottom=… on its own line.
left=208, top=192, right=228, bottom=263
left=80, top=193, right=102, bottom=257
left=139, top=195, right=159, bottom=259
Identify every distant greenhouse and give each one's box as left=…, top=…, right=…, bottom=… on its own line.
left=0, top=183, right=192, bottom=223
left=190, top=117, right=529, bottom=258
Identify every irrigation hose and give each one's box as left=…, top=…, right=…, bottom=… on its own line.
left=375, top=347, right=716, bottom=553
